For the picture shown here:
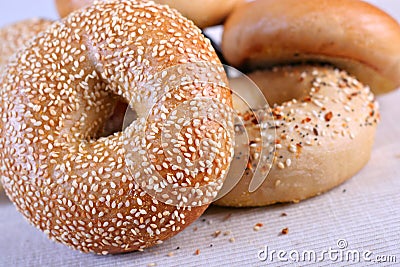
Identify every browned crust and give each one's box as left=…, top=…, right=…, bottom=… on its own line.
left=222, top=0, right=400, bottom=94
left=1, top=0, right=233, bottom=254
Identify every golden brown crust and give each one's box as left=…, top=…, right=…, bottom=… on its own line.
left=0, top=18, right=53, bottom=73
left=155, top=0, right=243, bottom=28
left=0, top=18, right=53, bottom=191
left=55, top=0, right=242, bottom=28
left=55, top=0, right=92, bottom=18
left=222, top=0, right=400, bottom=94
left=0, top=0, right=233, bottom=254
left=214, top=65, right=379, bottom=207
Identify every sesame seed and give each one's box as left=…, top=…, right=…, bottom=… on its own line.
left=0, top=0, right=233, bottom=255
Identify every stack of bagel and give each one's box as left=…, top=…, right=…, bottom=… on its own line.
left=0, top=0, right=398, bottom=255
left=216, top=0, right=400, bottom=206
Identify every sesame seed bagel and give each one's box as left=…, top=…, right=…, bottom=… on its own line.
left=222, top=0, right=400, bottom=94
left=214, top=65, right=379, bottom=207
left=0, top=18, right=53, bottom=191
left=0, top=18, right=53, bottom=74
left=55, top=0, right=243, bottom=28
left=0, top=0, right=233, bottom=254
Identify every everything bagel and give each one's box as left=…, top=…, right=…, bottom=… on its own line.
left=215, top=65, right=379, bottom=207
left=215, top=0, right=389, bottom=207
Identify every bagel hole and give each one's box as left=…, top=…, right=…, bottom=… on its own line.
left=261, top=82, right=309, bottom=106
left=248, top=65, right=317, bottom=106
left=98, top=100, right=137, bottom=137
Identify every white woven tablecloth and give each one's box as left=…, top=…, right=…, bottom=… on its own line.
left=0, top=1, right=399, bottom=266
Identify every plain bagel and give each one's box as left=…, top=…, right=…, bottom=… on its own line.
left=222, top=0, right=400, bottom=94
left=214, top=65, right=379, bottom=207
